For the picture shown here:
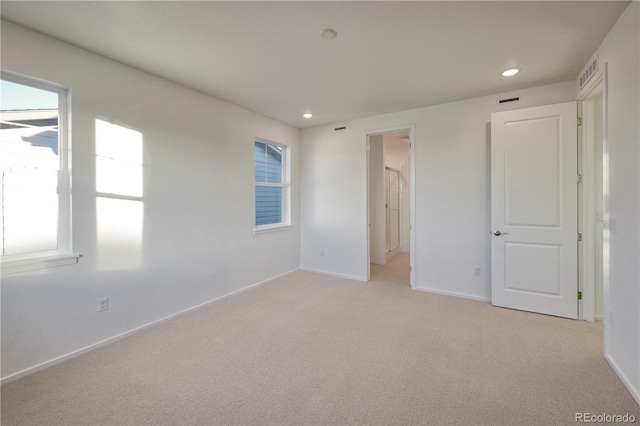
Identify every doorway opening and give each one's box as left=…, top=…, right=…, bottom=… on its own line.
left=366, top=126, right=415, bottom=287
left=579, top=77, right=606, bottom=324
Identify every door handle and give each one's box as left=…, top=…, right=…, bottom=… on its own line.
left=493, top=230, right=508, bottom=236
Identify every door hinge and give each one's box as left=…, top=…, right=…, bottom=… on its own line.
left=577, top=174, right=582, bottom=184
left=578, top=233, right=583, bottom=242
left=577, top=117, right=583, bottom=126
left=410, top=266, right=412, bottom=272
left=578, top=291, right=582, bottom=300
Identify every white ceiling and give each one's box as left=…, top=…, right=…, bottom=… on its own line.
left=0, top=1, right=629, bottom=129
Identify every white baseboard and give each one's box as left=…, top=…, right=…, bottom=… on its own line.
left=414, top=285, right=491, bottom=303
left=595, top=314, right=604, bottom=322
left=299, top=267, right=366, bottom=282
left=604, top=353, right=640, bottom=407
left=0, top=268, right=299, bottom=385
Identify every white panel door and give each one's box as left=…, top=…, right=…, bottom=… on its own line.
left=491, top=102, right=578, bottom=319
left=386, top=168, right=400, bottom=253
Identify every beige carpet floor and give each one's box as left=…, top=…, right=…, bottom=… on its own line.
left=2, top=252, right=639, bottom=425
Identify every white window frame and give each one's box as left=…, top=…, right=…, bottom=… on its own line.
left=1, top=70, right=78, bottom=275
left=254, top=137, right=292, bottom=234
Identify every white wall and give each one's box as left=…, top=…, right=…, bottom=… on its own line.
left=0, top=21, right=300, bottom=381
left=590, top=2, right=640, bottom=404
left=301, top=81, right=576, bottom=297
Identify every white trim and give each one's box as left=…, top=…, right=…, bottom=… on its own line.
left=0, top=267, right=299, bottom=385
left=580, top=100, right=595, bottom=322
left=0, top=69, right=67, bottom=93
left=604, top=353, right=640, bottom=407
left=363, top=124, right=416, bottom=289
left=299, top=267, right=367, bottom=282
left=366, top=135, right=371, bottom=279
left=577, top=71, right=604, bottom=323
left=1, top=253, right=80, bottom=276
left=255, top=182, right=283, bottom=188
left=254, top=223, right=293, bottom=235
left=0, top=70, right=73, bottom=268
left=414, top=285, right=491, bottom=303
left=601, top=63, right=610, bottom=356
left=410, top=126, right=415, bottom=289
left=577, top=56, right=603, bottom=102
left=254, top=137, right=290, bottom=229
left=578, top=96, right=600, bottom=323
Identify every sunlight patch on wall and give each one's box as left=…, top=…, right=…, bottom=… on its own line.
left=95, top=119, right=143, bottom=198
left=96, top=198, right=144, bottom=271
left=95, top=119, right=144, bottom=271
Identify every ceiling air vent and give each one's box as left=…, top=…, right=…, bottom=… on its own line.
left=579, top=55, right=599, bottom=90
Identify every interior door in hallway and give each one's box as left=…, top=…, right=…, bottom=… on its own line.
left=491, top=101, right=578, bottom=319
left=386, top=167, right=400, bottom=253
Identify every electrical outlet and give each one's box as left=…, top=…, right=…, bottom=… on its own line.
left=474, top=266, right=481, bottom=276
left=608, top=217, right=618, bottom=232
left=98, top=297, right=108, bottom=312
left=608, top=309, right=614, bottom=326
left=320, top=250, right=325, bottom=256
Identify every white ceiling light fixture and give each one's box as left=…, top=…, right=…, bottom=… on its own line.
left=302, top=113, right=313, bottom=119
left=501, top=68, right=520, bottom=77
left=318, top=28, right=337, bottom=40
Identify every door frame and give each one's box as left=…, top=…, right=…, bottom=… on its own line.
left=365, top=124, right=416, bottom=287
left=577, top=64, right=607, bottom=323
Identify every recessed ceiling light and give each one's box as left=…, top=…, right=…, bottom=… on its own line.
left=319, top=28, right=337, bottom=41
left=302, top=113, right=313, bottom=119
left=501, top=68, right=520, bottom=77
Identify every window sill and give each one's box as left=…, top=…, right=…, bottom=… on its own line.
left=1, top=253, right=81, bottom=276
left=254, top=224, right=293, bottom=235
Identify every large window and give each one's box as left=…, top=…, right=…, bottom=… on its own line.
left=1, top=71, right=75, bottom=274
left=254, top=138, right=290, bottom=232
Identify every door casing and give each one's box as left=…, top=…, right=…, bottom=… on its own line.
left=578, top=67, right=606, bottom=323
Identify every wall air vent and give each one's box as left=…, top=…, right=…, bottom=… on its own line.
left=579, top=55, right=599, bottom=90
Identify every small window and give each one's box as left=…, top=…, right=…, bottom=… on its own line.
left=1, top=71, right=75, bottom=274
left=254, top=138, right=290, bottom=232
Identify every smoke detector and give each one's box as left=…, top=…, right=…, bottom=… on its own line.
left=319, top=28, right=338, bottom=40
